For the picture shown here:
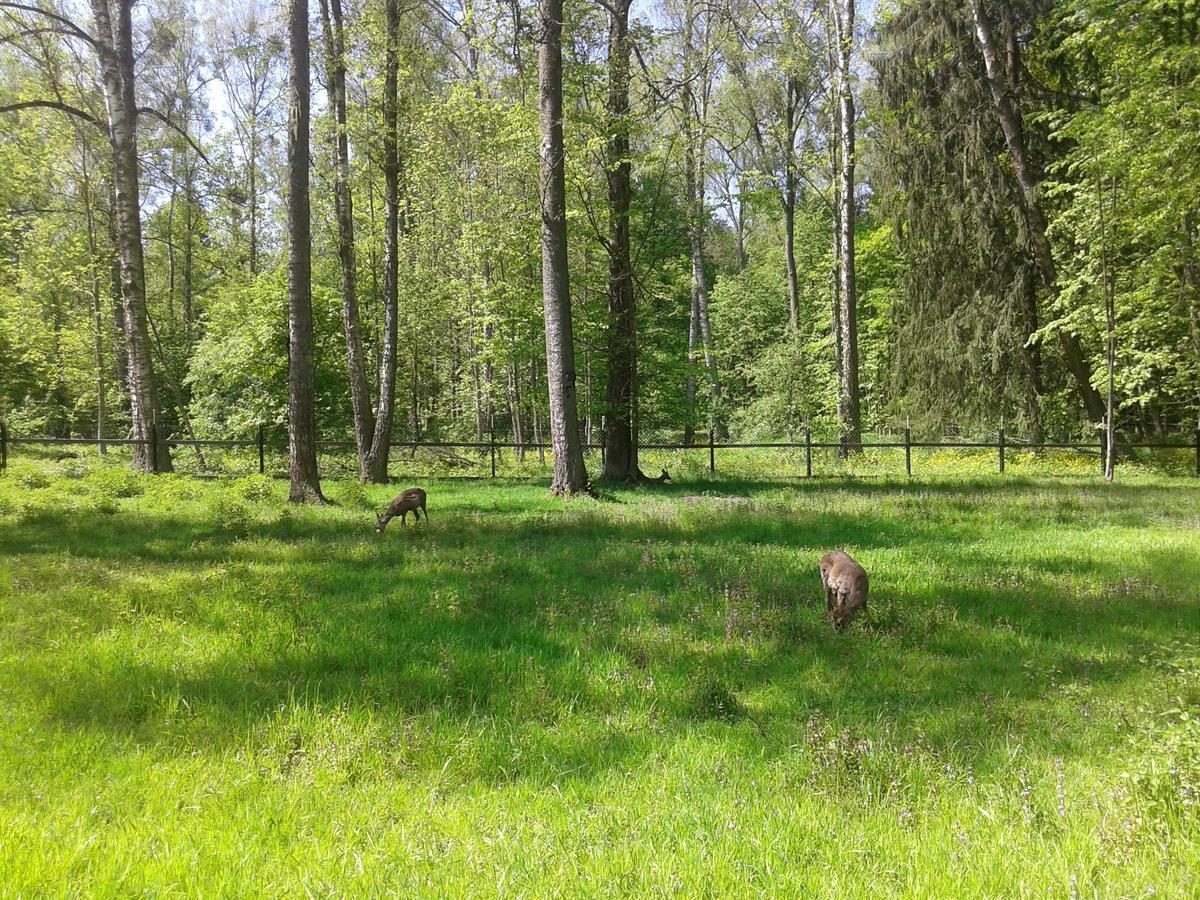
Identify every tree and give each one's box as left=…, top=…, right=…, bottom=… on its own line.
left=209, top=1, right=286, bottom=277
left=677, top=0, right=722, bottom=442
left=829, top=0, right=859, bottom=450
left=1, top=0, right=175, bottom=471
left=599, top=0, right=644, bottom=483
left=285, top=0, right=324, bottom=502
left=363, top=0, right=402, bottom=484
left=538, top=0, right=588, bottom=495
left=968, top=0, right=1105, bottom=423
left=318, top=0, right=373, bottom=480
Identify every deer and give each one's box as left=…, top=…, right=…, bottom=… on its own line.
left=376, top=488, right=428, bottom=533
left=818, top=550, right=869, bottom=631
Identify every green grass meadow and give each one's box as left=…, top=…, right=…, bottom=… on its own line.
left=1, top=454, right=1198, bottom=895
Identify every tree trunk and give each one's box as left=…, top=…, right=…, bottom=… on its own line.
left=1017, top=264, right=1045, bottom=444
left=538, top=0, right=588, bottom=495
left=364, top=0, right=402, bottom=483
left=319, top=0, right=374, bottom=480
left=832, top=0, right=861, bottom=453
left=81, top=150, right=106, bottom=452
left=531, top=355, right=545, bottom=464
left=182, top=167, right=195, bottom=347
left=600, top=0, right=642, bottom=483
left=89, top=0, right=171, bottom=472
left=249, top=136, right=259, bottom=276
left=683, top=290, right=699, bottom=446
left=783, top=78, right=800, bottom=335
left=286, top=0, right=325, bottom=502
left=680, top=4, right=721, bottom=439
left=1099, top=176, right=1116, bottom=481
left=968, top=0, right=1105, bottom=423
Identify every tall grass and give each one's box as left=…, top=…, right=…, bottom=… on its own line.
left=1, top=455, right=1197, bottom=895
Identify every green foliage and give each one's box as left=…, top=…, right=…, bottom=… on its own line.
left=1036, top=0, right=1200, bottom=424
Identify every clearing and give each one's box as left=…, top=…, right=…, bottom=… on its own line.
left=1, top=462, right=1198, bottom=895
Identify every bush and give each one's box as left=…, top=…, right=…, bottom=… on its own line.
left=86, top=468, right=144, bottom=499
left=231, top=475, right=274, bottom=503
left=333, top=479, right=373, bottom=510
left=209, top=492, right=252, bottom=533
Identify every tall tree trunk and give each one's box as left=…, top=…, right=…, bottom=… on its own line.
left=248, top=137, right=259, bottom=276
left=683, top=290, right=699, bottom=446
left=1099, top=176, right=1116, bottom=481
left=969, top=0, right=1105, bottom=423
left=365, top=0, right=402, bottom=483
left=286, top=0, right=325, bottom=502
left=89, top=0, right=171, bottom=472
left=783, top=77, right=800, bottom=335
left=319, top=0, right=374, bottom=479
left=601, top=0, right=642, bottom=482
left=81, top=149, right=106, bottom=452
left=680, top=3, right=721, bottom=439
left=466, top=0, right=495, bottom=435
left=182, top=168, right=194, bottom=347
left=531, top=355, right=545, bottom=464
left=103, top=191, right=129, bottom=402
left=832, top=0, right=861, bottom=452
left=1017, top=264, right=1045, bottom=443
left=538, top=0, right=588, bottom=495
left=508, top=356, right=525, bottom=460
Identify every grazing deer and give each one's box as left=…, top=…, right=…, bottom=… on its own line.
left=819, top=550, right=869, bottom=631
left=376, top=488, right=428, bottom=533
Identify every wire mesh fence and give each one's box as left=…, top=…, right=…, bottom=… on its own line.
left=3, top=421, right=1198, bottom=481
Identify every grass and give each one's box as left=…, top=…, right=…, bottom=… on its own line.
left=1, top=453, right=1198, bottom=896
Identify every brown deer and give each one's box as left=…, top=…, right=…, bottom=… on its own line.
left=818, top=550, right=869, bottom=631
left=376, top=488, right=428, bottom=533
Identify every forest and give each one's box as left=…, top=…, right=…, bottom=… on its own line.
left=3, top=1, right=1200, bottom=892
left=1, top=0, right=1198, bottom=493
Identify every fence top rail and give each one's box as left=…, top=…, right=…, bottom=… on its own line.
left=7, top=433, right=1199, bottom=451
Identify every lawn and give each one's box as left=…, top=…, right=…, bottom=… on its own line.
left=1, top=458, right=1198, bottom=896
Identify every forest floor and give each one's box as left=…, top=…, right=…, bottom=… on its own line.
left=1, top=458, right=1198, bottom=895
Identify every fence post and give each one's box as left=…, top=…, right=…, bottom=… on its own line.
left=708, top=427, right=715, bottom=474
left=490, top=430, right=497, bottom=478
left=149, top=422, right=159, bottom=475
left=258, top=425, right=265, bottom=475
left=0, top=419, right=7, bottom=476
left=998, top=425, right=1005, bottom=475
left=600, top=429, right=606, bottom=468
left=805, top=426, right=812, bottom=478
left=1098, top=425, right=1107, bottom=475
left=904, top=424, right=912, bottom=477
left=1194, top=422, right=1199, bottom=477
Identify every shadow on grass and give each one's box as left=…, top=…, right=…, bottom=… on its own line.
left=2, top=478, right=1199, bottom=786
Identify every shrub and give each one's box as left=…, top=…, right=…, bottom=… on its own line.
left=87, top=468, right=144, bottom=499
left=209, top=492, right=252, bottom=533
left=231, top=475, right=274, bottom=503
